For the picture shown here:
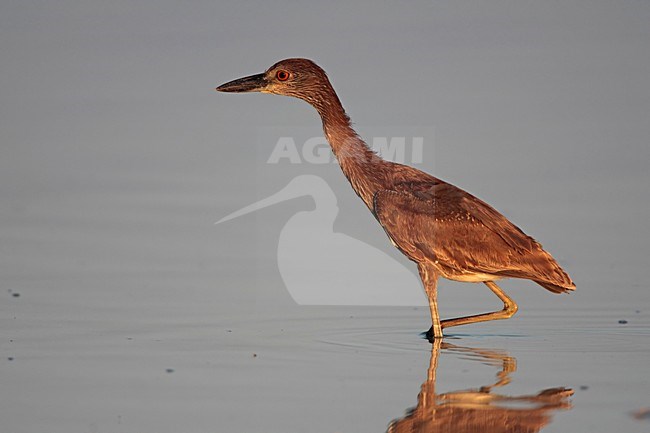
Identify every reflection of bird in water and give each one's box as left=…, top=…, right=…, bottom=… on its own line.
left=387, top=340, right=573, bottom=433
left=216, top=175, right=424, bottom=305
left=217, top=58, right=575, bottom=339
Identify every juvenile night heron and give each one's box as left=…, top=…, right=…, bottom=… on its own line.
left=216, top=58, right=575, bottom=340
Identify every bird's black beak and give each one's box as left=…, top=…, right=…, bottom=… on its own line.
left=216, top=73, right=267, bottom=93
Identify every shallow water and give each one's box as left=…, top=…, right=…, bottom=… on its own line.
left=3, top=298, right=650, bottom=432
left=2, top=168, right=649, bottom=433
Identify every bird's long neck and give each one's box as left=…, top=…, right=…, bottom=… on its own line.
left=310, top=89, right=389, bottom=208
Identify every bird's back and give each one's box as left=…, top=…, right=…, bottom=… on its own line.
left=374, top=163, right=575, bottom=293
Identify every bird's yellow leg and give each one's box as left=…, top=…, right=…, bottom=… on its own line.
left=419, top=264, right=443, bottom=339
left=427, top=282, right=444, bottom=339
left=441, top=281, right=518, bottom=330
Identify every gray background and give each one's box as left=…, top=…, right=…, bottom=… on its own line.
left=2, top=1, right=649, bottom=432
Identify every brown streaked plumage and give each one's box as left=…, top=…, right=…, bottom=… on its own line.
left=216, top=58, right=575, bottom=339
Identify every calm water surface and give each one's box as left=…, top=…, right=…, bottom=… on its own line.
left=2, top=169, right=649, bottom=433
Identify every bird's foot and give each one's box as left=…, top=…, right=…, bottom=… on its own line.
left=424, top=326, right=444, bottom=342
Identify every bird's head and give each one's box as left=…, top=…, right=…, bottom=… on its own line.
left=216, top=58, right=335, bottom=105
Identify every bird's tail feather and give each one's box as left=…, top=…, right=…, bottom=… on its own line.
left=535, top=280, right=576, bottom=294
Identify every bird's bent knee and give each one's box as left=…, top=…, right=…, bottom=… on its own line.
left=504, top=303, right=518, bottom=317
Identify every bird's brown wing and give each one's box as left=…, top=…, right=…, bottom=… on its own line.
left=372, top=182, right=575, bottom=292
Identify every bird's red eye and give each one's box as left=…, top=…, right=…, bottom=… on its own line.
left=276, top=70, right=290, bottom=81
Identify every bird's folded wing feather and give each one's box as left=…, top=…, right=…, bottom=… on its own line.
left=372, top=181, right=541, bottom=275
